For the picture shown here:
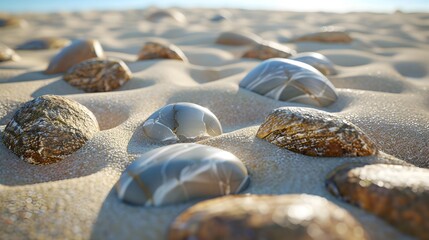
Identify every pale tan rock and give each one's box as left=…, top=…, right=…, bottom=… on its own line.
left=216, top=31, right=262, bottom=46
left=45, top=39, right=104, bottom=74
left=242, top=41, right=296, bottom=60
left=137, top=41, right=187, bottom=62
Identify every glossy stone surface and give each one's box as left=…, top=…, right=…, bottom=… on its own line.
left=257, top=107, right=377, bottom=157
left=146, top=9, right=186, bottom=23
left=2, top=95, right=99, bottom=165
left=116, top=143, right=249, bottom=206
left=45, top=39, right=104, bottom=74
left=0, top=43, right=20, bottom=62
left=239, top=58, right=338, bottom=107
left=168, top=194, right=368, bottom=240
left=291, top=52, right=337, bottom=75
left=142, top=102, right=222, bottom=144
left=242, top=41, right=296, bottom=60
left=137, top=41, right=188, bottom=62
left=216, top=31, right=262, bottom=46
left=326, top=163, right=429, bottom=239
left=294, top=27, right=353, bottom=43
left=63, top=58, right=132, bottom=92
left=16, top=37, right=71, bottom=50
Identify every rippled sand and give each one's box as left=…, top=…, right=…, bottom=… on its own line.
left=1, top=8, right=429, bottom=240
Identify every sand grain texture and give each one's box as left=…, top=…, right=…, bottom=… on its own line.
left=1, top=8, right=429, bottom=240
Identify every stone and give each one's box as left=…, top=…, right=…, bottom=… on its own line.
left=137, top=41, right=188, bottom=62
left=63, top=58, right=132, bottom=92
left=142, top=102, right=222, bottom=144
left=45, top=39, right=104, bottom=74
left=257, top=107, right=377, bottom=157
left=2, top=95, right=99, bottom=165
left=0, top=15, right=27, bottom=28
left=215, top=31, right=262, bottom=46
left=242, top=41, right=296, bottom=60
left=294, top=26, right=352, bottom=43
left=16, top=37, right=71, bottom=50
left=239, top=58, right=338, bottom=107
left=326, top=163, right=429, bottom=239
left=210, top=14, right=228, bottom=22
left=146, top=9, right=186, bottom=23
left=0, top=43, right=20, bottom=62
left=116, top=143, right=249, bottom=206
left=291, top=52, right=337, bottom=75
left=168, top=194, right=368, bottom=240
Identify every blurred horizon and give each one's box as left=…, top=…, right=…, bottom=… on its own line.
left=1, top=0, right=429, bottom=13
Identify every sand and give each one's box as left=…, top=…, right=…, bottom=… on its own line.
left=1, top=8, right=429, bottom=240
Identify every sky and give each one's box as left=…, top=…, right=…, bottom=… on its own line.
left=1, top=0, right=428, bottom=13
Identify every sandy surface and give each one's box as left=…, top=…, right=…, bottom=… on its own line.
left=1, top=8, right=429, bottom=240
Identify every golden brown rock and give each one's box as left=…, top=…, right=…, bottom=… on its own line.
left=216, top=31, right=262, bottom=46
left=326, top=163, right=429, bottom=239
left=146, top=9, right=186, bottom=23
left=242, top=41, right=296, bottom=60
left=16, top=37, right=71, bottom=50
left=0, top=15, right=27, bottom=28
left=294, top=27, right=353, bottom=43
left=45, top=39, right=104, bottom=74
left=2, top=95, right=99, bottom=165
left=137, top=41, right=187, bottom=62
left=0, top=43, right=20, bottom=62
left=168, top=194, right=368, bottom=240
left=257, top=107, right=377, bottom=157
left=63, top=58, right=132, bottom=92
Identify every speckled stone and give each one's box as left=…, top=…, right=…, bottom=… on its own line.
left=294, top=27, right=353, bottom=43
left=63, top=58, right=132, bottom=92
left=215, top=31, right=262, bottom=46
left=116, top=143, right=249, bottom=206
left=45, top=39, right=104, bottom=74
left=142, top=102, right=222, bottom=144
left=16, top=37, right=71, bottom=50
left=146, top=9, right=186, bottom=23
left=326, top=163, right=429, bottom=239
left=239, top=58, right=338, bottom=107
left=0, top=15, right=27, bottom=28
left=0, top=43, right=20, bottom=62
left=168, top=194, right=368, bottom=240
left=291, top=52, right=337, bottom=75
left=137, top=41, right=188, bottom=62
left=2, top=95, right=99, bottom=165
left=257, top=107, right=377, bottom=157
left=242, top=41, right=296, bottom=60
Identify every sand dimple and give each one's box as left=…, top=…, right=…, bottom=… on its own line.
left=0, top=8, right=428, bottom=240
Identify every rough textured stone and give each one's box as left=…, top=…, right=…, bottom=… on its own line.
left=2, top=95, right=99, bottom=165
left=168, top=194, right=368, bottom=240
left=294, top=27, right=352, bottom=43
left=242, top=41, right=296, bottom=60
left=137, top=41, right=187, bottom=62
left=63, top=58, right=132, bottom=92
left=45, top=39, right=104, bottom=74
left=216, top=31, right=262, bottom=46
left=326, top=163, right=429, bottom=239
left=116, top=143, right=249, bottom=206
left=257, top=107, right=377, bottom=157
left=16, top=37, right=71, bottom=50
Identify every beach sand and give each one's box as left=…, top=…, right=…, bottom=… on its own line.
left=1, top=8, right=429, bottom=239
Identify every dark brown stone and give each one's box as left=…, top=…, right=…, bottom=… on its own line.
left=326, top=163, right=429, bottom=239
left=168, top=194, right=368, bottom=240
